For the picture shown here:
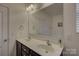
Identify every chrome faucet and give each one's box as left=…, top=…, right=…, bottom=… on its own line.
left=46, top=40, right=51, bottom=46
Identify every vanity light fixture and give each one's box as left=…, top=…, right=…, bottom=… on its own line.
left=26, top=4, right=34, bottom=12
left=25, top=3, right=42, bottom=12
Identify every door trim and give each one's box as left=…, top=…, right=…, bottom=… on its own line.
left=0, top=4, right=9, bottom=56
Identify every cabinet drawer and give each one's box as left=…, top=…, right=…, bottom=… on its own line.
left=22, top=44, right=29, bottom=54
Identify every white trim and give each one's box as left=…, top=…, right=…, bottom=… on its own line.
left=0, top=4, right=9, bottom=56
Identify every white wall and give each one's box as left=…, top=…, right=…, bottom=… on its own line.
left=9, top=4, right=28, bottom=56
left=63, top=3, right=78, bottom=55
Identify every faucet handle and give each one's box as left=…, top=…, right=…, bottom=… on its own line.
left=46, top=40, right=51, bottom=46
left=59, top=40, right=62, bottom=44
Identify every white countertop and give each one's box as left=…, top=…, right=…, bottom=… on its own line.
left=16, top=38, right=63, bottom=56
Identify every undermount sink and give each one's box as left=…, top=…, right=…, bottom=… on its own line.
left=24, top=37, right=32, bottom=42
left=24, top=38, right=32, bottom=42
left=38, top=44, right=54, bottom=53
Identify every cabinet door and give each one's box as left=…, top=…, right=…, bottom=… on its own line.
left=16, top=41, right=21, bottom=56
left=21, top=50, right=29, bottom=56
left=21, top=44, right=29, bottom=54
left=30, top=50, right=40, bottom=56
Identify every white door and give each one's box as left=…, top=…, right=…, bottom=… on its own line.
left=0, top=5, right=9, bottom=56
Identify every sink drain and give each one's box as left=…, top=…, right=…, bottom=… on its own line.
left=45, top=50, right=48, bottom=53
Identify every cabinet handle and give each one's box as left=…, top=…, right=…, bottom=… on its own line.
left=23, top=49, right=26, bottom=51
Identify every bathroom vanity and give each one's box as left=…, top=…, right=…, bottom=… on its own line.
left=16, top=38, right=63, bottom=56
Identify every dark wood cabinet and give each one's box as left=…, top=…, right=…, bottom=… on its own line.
left=16, top=41, right=22, bottom=56
left=30, top=50, right=40, bottom=56
left=21, top=50, right=29, bottom=56
left=16, top=40, right=41, bottom=56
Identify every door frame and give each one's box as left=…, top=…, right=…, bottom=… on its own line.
left=0, top=4, right=9, bottom=56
